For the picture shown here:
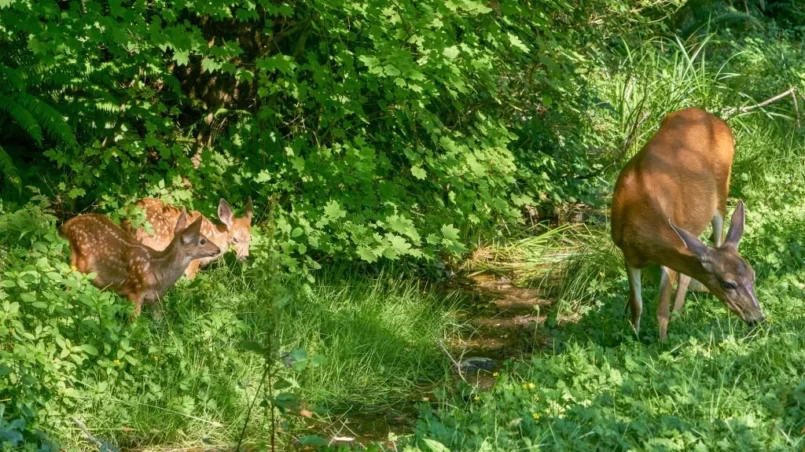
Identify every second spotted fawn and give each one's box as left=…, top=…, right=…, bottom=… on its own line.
left=123, top=198, right=253, bottom=280
left=61, top=209, right=220, bottom=317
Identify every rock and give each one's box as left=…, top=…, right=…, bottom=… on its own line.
left=457, top=357, right=497, bottom=374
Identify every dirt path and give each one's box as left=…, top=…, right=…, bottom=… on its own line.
left=295, top=272, right=561, bottom=449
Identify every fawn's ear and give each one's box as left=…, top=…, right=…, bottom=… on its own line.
left=181, top=216, right=204, bottom=245
left=244, top=197, right=253, bottom=222
left=218, top=198, right=234, bottom=228
left=174, top=208, right=189, bottom=235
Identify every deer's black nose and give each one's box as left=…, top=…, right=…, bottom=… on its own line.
left=747, top=316, right=765, bottom=327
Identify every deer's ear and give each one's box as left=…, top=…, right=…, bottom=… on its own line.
left=174, top=208, right=188, bottom=235
left=669, top=220, right=709, bottom=261
left=181, top=217, right=203, bottom=245
left=724, top=200, right=745, bottom=250
left=218, top=198, right=234, bottom=228
left=244, top=197, right=253, bottom=222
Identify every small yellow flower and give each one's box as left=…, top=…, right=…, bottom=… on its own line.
left=532, top=412, right=540, bottom=420
left=474, top=395, right=481, bottom=401
left=153, top=355, right=158, bottom=361
left=492, top=372, right=499, bottom=377
left=113, top=359, right=121, bottom=366
left=71, top=265, right=78, bottom=271
left=528, top=382, right=536, bottom=390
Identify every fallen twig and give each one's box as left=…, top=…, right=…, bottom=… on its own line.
left=72, top=417, right=107, bottom=450
left=722, top=87, right=798, bottom=119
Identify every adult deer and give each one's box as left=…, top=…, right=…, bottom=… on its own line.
left=611, top=107, right=764, bottom=341
left=123, top=198, right=253, bottom=279
left=61, top=209, right=220, bottom=317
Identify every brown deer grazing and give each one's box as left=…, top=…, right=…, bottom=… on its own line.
left=123, top=198, right=253, bottom=280
left=61, top=210, right=220, bottom=317
left=611, top=107, right=764, bottom=341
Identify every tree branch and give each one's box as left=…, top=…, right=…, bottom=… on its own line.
left=722, top=87, right=798, bottom=119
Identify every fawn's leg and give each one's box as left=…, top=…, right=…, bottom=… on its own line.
left=128, top=293, right=143, bottom=321
left=184, top=260, right=201, bottom=280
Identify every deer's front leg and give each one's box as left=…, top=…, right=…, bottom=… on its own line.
left=626, top=265, right=643, bottom=335
left=657, top=266, right=678, bottom=342
left=128, top=292, right=144, bottom=321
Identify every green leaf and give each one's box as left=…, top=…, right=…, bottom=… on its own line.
left=174, top=50, right=190, bottom=66
left=357, top=246, right=378, bottom=263
left=201, top=58, right=221, bottom=73
left=441, top=224, right=461, bottom=241
left=323, top=200, right=347, bottom=221
left=508, top=33, right=530, bottom=53
left=81, top=344, right=99, bottom=356
left=423, top=439, right=452, bottom=452
left=443, top=46, right=460, bottom=60
left=411, top=165, right=427, bottom=180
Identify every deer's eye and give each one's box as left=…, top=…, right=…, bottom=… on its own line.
left=199, top=238, right=207, bottom=246
left=721, top=280, right=737, bottom=290
left=232, top=237, right=239, bottom=244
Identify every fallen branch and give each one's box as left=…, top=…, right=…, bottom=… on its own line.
left=72, top=417, right=106, bottom=450
left=722, top=87, right=798, bottom=119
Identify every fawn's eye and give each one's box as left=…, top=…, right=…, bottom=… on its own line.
left=232, top=237, right=239, bottom=244
left=199, top=238, right=207, bottom=246
left=721, top=280, right=737, bottom=290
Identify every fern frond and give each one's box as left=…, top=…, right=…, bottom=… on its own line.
left=0, top=94, right=43, bottom=145
left=0, top=145, right=21, bottom=189
left=13, top=93, right=79, bottom=148
left=0, top=64, right=25, bottom=92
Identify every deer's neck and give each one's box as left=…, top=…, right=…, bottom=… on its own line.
left=149, top=241, right=192, bottom=292
left=658, top=243, right=708, bottom=284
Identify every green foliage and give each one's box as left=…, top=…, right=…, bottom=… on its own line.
left=0, top=0, right=676, bottom=270
left=3, top=0, right=805, bottom=449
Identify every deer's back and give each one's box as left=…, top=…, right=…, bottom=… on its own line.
left=61, top=214, right=150, bottom=292
left=124, top=198, right=185, bottom=251
left=611, top=108, right=734, bottom=260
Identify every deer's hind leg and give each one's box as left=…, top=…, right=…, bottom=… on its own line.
left=673, top=274, right=691, bottom=314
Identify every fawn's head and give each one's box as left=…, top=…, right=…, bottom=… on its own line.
left=174, top=208, right=221, bottom=262
left=217, top=198, right=253, bottom=261
left=670, top=201, right=764, bottom=326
